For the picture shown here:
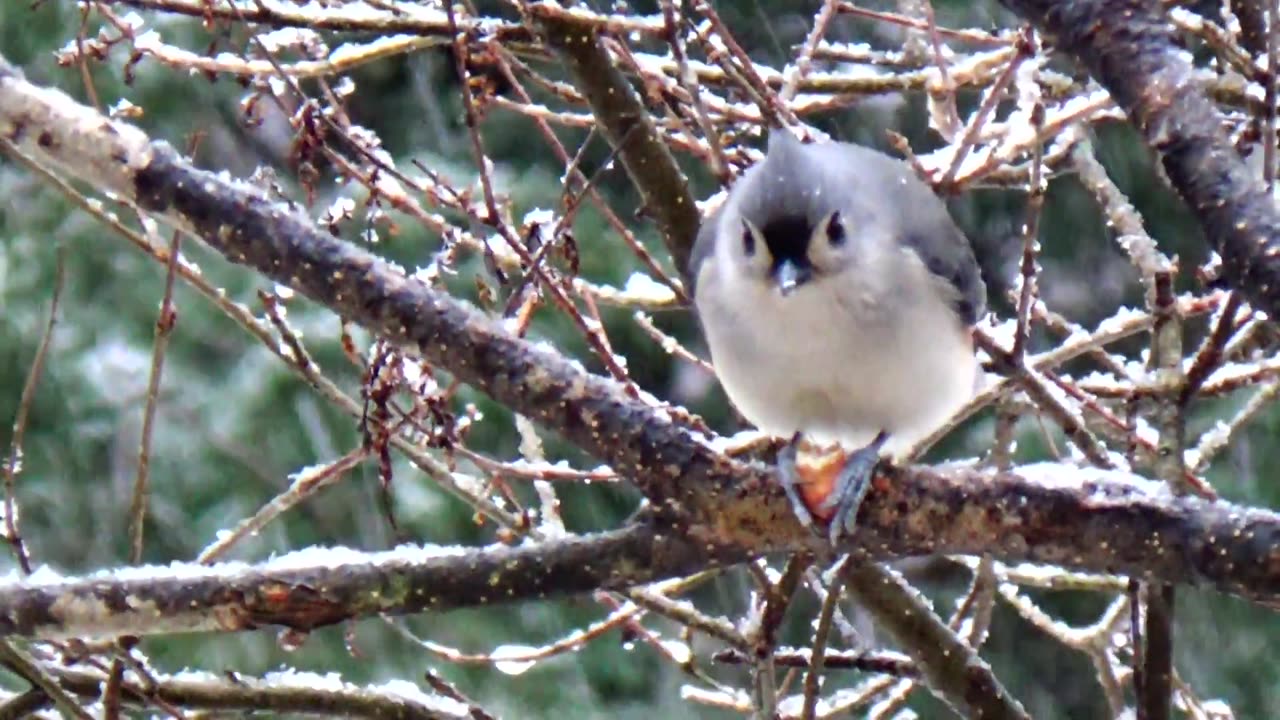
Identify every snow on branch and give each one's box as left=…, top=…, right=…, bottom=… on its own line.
left=0, top=523, right=705, bottom=641
left=536, top=5, right=702, bottom=280
left=3, top=51, right=1280, bottom=624
left=1001, top=0, right=1280, bottom=318
left=12, top=663, right=480, bottom=719
left=0, top=463, right=1276, bottom=642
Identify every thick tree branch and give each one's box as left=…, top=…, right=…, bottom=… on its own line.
left=842, top=563, right=1029, bottom=720
left=0, top=52, right=782, bottom=547
left=0, top=522, right=709, bottom=640
left=1, top=464, right=1280, bottom=641
left=3, top=54, right=1280, bottom=610
left=999, top=0, right=1280, bottom=318
left=535, top=5, right=702, bottom=280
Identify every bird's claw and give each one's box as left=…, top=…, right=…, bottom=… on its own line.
left=777, top=432, right=820, bottom=536
left=777, top=431, right=889, bottom=545
left=819, top=432, right=888, bottom=546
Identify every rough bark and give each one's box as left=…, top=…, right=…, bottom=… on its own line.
left=1000, top=0, right=1280, bottom=318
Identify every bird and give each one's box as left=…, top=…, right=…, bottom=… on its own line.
left=689, top=130, right=986, bottom=544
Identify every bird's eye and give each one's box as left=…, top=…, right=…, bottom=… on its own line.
left=740, top=221, right=756, bottom=256
left=826, top=212, right=846, bottom=247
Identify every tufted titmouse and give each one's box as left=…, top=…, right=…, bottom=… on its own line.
left=691, top=131, right=986, bottom=544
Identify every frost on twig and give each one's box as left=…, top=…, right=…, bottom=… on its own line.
left=6, top=0, right=1280, bottom=715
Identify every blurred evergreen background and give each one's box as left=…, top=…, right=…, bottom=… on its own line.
left=1, top=0, right=1277, bottom=716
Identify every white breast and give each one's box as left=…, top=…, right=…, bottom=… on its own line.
left=696, top=246, right=977, bottom=457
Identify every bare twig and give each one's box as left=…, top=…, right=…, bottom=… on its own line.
left=801, top=556, right=850, bottom=720
left=36, top=662, right=474, bottom=720
left=842, top=562, right=1029, bottom=719
left=1002, top=0, right=1280, bottom=318
left=0, top=640, right=92, bottom=720
left=1266, top=0, right=1279, bottom=187
left=780, top=0, right=840, bottom=102
left=3, top=77, right=1280, bottom=606
left=1013, top=100, right=1046, bottom=358
left=1138, top=272, right=1185, bottom=719
left=7, top=4, right=1280, bottom=715
left=535, top=4, right=701, bottom=280
left=197, top=447, right=371, bottom=563
left=128, top=227, right=182, bottom=564
left=1, top=249, right=63, bottom=575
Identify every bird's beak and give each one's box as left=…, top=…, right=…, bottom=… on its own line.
left=773, top=260, right=812, bottom=297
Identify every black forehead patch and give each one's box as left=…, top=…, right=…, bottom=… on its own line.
left=760, top=215, right=813, bottom=262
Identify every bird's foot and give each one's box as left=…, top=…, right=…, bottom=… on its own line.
left=777, top=432, right=818, bottom=534
left=820, top=431, right=889, bottom=546
left=777, top=432, right=890, bottom=543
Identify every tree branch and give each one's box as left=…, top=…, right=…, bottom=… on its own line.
left=25, top=664, right=477, bottom=719
left=0, top=462, right=1278, bottom=641
left=0, top=522, right=711, bottom=640
left=842, top=563, right=1029, bottom=720
left=999, top=0, right=1280, bottom=319
left=535, top=4, right=702, bottom=280
left=4, top=53, right=1280, bottom=612
left=0, top=57, right=754, bottom=536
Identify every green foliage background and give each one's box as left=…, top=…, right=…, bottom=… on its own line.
left=1, top=0, right=1278, bottom=716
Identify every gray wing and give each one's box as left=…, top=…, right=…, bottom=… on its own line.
left=687, top=199, right=724, bottom=299
left=842, top=146, right=987, bottom=326
left=899, top=202, right=987, bottom=326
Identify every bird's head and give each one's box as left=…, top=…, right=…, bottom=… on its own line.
left=729, top=132, right=858, bottom=296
